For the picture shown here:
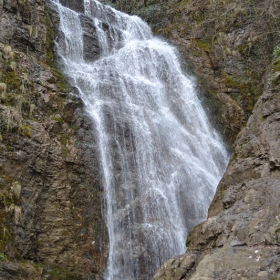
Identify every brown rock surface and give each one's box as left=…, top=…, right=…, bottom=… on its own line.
left=0, top=0, right=106, bottom=279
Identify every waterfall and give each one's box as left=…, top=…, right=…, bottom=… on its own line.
left=50, top=0, right=229, bottom=279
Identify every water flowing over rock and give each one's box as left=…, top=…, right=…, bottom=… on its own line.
left=152, top=64, right=280, bottom=280
left=50, top=0, right=229, bottom=279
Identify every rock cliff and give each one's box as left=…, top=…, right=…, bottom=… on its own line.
left=0, top=0, right=280, bottom=279
left=0, top=0, right=106, bottom=279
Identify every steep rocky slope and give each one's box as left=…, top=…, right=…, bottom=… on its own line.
left=0, top=0, right=106, bottom=279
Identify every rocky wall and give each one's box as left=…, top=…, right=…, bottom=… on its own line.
left=0, top=0, right=107, bottom=279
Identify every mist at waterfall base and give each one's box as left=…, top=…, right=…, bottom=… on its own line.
left=51, top=0, right=229, bottom=279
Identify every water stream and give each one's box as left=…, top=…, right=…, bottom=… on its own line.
left=50, top=0, right=229, bottom=279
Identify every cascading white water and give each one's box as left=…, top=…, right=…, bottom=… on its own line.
left=50, top=0, right=229, bottom=279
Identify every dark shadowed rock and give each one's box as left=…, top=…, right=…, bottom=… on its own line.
left=0, top=0, right=3, bottom=20
left=79, top=14, right=101, bottom=62
left=60, top=0, right=84, bottom=13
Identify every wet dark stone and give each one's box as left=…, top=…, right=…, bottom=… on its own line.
left=60, top=0, right=84, bottom=13
left=79, top=14, right=101, bottom=62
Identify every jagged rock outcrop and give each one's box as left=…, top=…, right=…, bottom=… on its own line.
left=0, top=0, right=106, bottom=279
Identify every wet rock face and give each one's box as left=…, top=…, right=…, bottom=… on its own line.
left=60, top=0, right=84, bottom=13
left=152, top=67, right=280, bottom=279
left=54, top=2, right=106, bottom=63
left=0, top=0, right=107, bottom=279
left=80, top=14, right=101, bottom=62
left=105, top=0, right=278, bottom=145
left=165, top=23, right=272, bottom=145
